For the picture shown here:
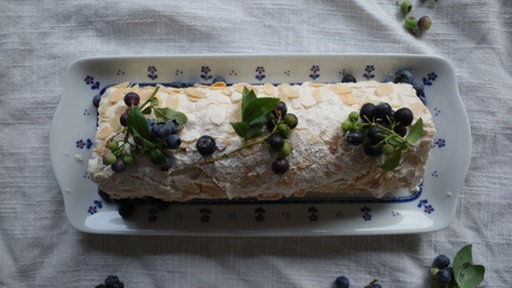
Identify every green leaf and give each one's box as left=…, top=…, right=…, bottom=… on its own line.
left=242, top=97, right=280, bottom=123
left=248, top=113, right=269, bottom=128
left=141, top=106, right=152, bottom=115
left=128, top=108, right=150, bottom=140
left=245, top=127, right=263, bottom=140
left=132, top=130, right=155, bottom=150
left=452, top=244, right=487, bottom=288
left=241, top=87, right=257, bottom=114
left=149, top=148, right=166, bottom=165
left=459, top=265, right=485, bottom=288
left=380, top=151, right=402, bottom=171
left=154, top=107, right=188, bottom=127
left=387, top=134, right=405, bottom=146
left=230, top=122, right=249, bottom=139
left=405, top=117, right=424, bottom=145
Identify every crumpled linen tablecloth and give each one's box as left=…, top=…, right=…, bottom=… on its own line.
left=1, top=1, right=511, bottom=287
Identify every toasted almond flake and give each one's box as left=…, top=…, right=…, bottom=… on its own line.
left=221, top=88, right=232, bottom=97
left=231, top=91, right=242, bottom=103
left=263, top=83, right=276, bottom=95
left=375, top=84, right=394, bottom=96
left=280, top=83, right=299, bottom=99
left=338, top=93, right=359, bottom=105
left=211, top=81, right=227, bottom=88
left=109, top=89, right=125, bottom=103
left=312, top=88, right=323, bottom=102
left=185, top=87, right=206, bottom=102
left=98, top=125, right=113, bottom=140
left=99, top=102, right=112, bottom=115
left=166, top=96, right=180, bottom=110
left=309, top=83, right=325, bottom=88
left=329, top=84, right=353, bottom=94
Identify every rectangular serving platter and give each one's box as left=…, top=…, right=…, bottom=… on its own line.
left=50, top=54, right=471, bottom=236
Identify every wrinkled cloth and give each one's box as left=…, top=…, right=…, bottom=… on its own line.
left=1, top=0, right=510, bottom=287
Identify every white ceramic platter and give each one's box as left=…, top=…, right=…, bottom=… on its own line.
left=50, top=54, right=471, bottom=236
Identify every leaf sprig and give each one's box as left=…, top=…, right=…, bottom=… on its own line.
left=104, top=85, right=188, bottom=170
left=377, top=117, right=424, bottom=170
left=430, top=244, right=485, bottom=288
left=207, top=87, right=280, bottom=162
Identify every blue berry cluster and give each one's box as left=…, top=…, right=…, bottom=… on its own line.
left=95, top=275, right=124, bottom=288
left=430, top=254, right=454, bottom=287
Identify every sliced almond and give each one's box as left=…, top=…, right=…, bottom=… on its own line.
left=221, top=88, right=232, bottom=97
left=185, top=87, right=206, bottom=102
left=375, top=84, right=394, bottom=96
left=211, top=81, right=227, bottom=88
left=166, top=96, right=180, bottom=110
left=309, top=83, right=325, bottom=88
left=329, top=84, right=353, bottom=95
left=98, top=125, right=113, bottom=140
left=312, top=88, right=323, bottom=103
left=338, top=93, right=359, bottom=105
left=109, top=89, right=126, bottom=103
left=263, top=83, right=276, bottom=95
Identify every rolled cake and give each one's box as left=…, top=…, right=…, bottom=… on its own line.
left=88, top=81, right=435, bottom=201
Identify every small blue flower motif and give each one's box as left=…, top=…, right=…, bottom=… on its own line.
left=254, top=207, right=266, bottom=222
left=309, top=65, right=320, bottom=80
left=428, top=72, right=438, bottom=81
left=84, top=76, right=94, bottom=85
left=360, top=206, right=372, bottom=221
left=76, top=139, right=85, bottom=149
left=199, top=207, right=211, bottom=223
left=434, top=107, right=441, bottom=116
left=94, top=200, right=102, bottom=209
left=147, top=65, right=158, bottom=80
left=255, top=66, right=266, bottom=81
left=308, top=206, right=319, bottom=222
left=391, top=210, right=400, bottom=217
left=434, top=138, right=446, bottom=148
left=200, top=66, right=213, bottom=81
left=431, top=170, right=439, bottom=177
left=88, top=206, right=97, bottom=215
left=424, top=205, right=435, bottom=214
left=148, top=213, right=158, bottom=223
left=75, top=139, right=94, bottom=149
left=417, top=199, right=428, bottom=208
left=363, top=65, right=375, bottom=80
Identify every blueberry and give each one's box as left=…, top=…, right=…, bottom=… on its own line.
left=271, top=157, right=289, bottom=175
left=118, top=200, right=134, bottom=218
left=433, top=254, right=451, bottom=269
left=412, top=81, right=424, bottom=97
left=98, top=188, right=112, bottom=203
left=394, top=69, right=415, bottom=85
left=153, top=123, right=172, bottom=139
left=95, top=285, right=106, bottom=288
left=374, top=102, right=393, bottom=120
left=394, top=125, right=407, bottom=137
left=124, top=92, right=140, bottom=107
left=436, top=268, right=452, bottom=285
left=394, top=107, right=414, bottom=126
left=111, top=159, right=127, bottom=173
left=341, top=74, right=357, bottom=83
left=169, top=81, right=184, bottom=88
left=166, top=134, right=181, bottom=149
left=212, top=76, right=226, bottom=83
left=369, top=284, right=382, bottom=288
left=334, top=276, right=350, bottom=288
left=166, top=119, right=180, bottom=134
left=418, top=16, right=432, bottom=32
left=367, top=125, right=386, bottom=144
left=104, top=275, right=125, bottom=288
left=345, top=131, right=364, bottom=145
left=159, top=155, right=176, bottom=171
left=92, top=94, right=102, bottom=108
left=273, top=101, right=288, bottom=118
left=359, top=103, right=376, bottom=122
left=364, top=142, right=383, bottom=157
left=119, top=111, right=128, bottom=127
left=267, top=134, right=285, bottom=151
left=196, top=135, right=217, bottom=156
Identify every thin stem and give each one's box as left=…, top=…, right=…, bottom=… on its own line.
left=139, top=85, right=161, bottom=111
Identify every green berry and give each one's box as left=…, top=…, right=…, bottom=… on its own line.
left=341, top=120, right=353, bottom=131
left=418, top=16, right=432, bottom=32
left=348, top=111, right=359, bottom=122
left=279, top=142, right=293, bottom=157
left=149, top=148, right=166, bottom=165
left=102, top=151, right=117, bottom=165
left=277, top=123, right=290, bottom=138
left=284, top=113, right=298, bottom=129
left=400, top=0, right=412, bottom=15
left=404, top=16, right=418, bottom=30
left=106, top=140, right=119, bottom=151
left=382, top=144, right=395, bottom=155
left=123, top=154, right=135, bottom=165
left=352, top=122, right=364, bottom=132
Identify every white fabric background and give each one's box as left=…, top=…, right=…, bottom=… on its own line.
left=1, top=0, right=511, bottom=287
